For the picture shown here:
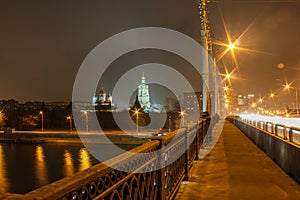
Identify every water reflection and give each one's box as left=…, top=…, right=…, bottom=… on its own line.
left=79, top=148, right=91, bottom=171
left=0, top=143, right=133, bottom=194
left=35, top=145, right=48, bottom=185
left=0, top=144, right=9, bottom=193
left=64, top=150, right=74, bottom=177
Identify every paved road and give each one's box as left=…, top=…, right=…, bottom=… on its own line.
left=175, top=121, right=300, bottom=200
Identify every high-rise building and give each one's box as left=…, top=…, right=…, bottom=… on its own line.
left=138, top=73, right=151, bottom=109
left=184, top=92, right=203, bottom=113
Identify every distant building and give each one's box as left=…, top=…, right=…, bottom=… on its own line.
left=237, top=95, right=247, bottom=106
left=45, top=101, right=69, bottom=110
left=184, top=92, right=203, bottom=112
left=237, top=94, right=254, bottom=106
left=138, top=73, right=151, bottom=109
left=92, top=87, right=116, bottom=111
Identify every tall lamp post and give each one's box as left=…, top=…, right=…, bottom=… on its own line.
left=180, top=111, right=185, bottom=126
left=84, top=111, right=88, bottom=132
left=284, top=83, right=299, bottom=115
left=296, top=90, right=299, bottom=115
left=199, top=0, right=211, bottom=117
left=39, top=111, right=44, bottom=132
left=135, top=110, right=139, bottom=134
left=67, top=116, right=72, bottom=131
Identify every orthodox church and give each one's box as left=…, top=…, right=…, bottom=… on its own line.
left=92, top=87, right=114, bottom=110
left=92, top=73, right=152, bottom=112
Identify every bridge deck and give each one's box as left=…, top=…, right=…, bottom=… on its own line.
left=175, top=120, right=300, bottom=200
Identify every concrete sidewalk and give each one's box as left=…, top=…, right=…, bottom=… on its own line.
left=175, top=121, right=300, bottom=200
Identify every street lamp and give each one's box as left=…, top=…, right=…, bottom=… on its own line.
left=134, top=110, right=139, bottom=134
left=224, top=85, right=229, bottom=92
left=66, top=116, right=72, bottom=131
left=270, top=92, right=275, bottom=98
left=225, top=73, right=232, bottom=80
left=284, top=83, right=299, bottom=115
left=228, top=43, right=235, bottom=50
left=179, top=111, right=185, bottom=126
left=39, top=111, right=44, bottom=132
left=84, top=111, right=88, bottom=132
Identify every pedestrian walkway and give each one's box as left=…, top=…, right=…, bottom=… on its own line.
left=175, top=120, right=300, bottom=200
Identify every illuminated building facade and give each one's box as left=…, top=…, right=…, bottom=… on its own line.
left=92, top=87, right=114, bottom=111
left=138, top=73, right=151, bottom=109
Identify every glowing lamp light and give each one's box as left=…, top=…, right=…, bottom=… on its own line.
left=225, top=73, right=231, bottom=80
left=277, top=63, right=285, bottom=70
left=228, top=43, right=235, bottom=50
left=285, top=84, right=290, bottom=90
left=239, top=114, right=300, bottom=127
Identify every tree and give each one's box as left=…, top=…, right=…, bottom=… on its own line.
left=20, top=115, right=39, bottom=130
left=0, top=112, right=6, bottom=130
left=164, top=97, right=181, bottom=112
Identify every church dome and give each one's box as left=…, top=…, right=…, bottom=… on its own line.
left=99, top=87, right=106, bottom=95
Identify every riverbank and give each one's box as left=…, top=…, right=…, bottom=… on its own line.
left=0, top=130, right=153, bottom=145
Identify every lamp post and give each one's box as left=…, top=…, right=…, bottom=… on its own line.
left=39, top=111, right=44, bottom=132
left=224, top=85, right=230, bottom=116
left=180, top=111, right=185, bottom=126
left=135, top=110, right=139, bottom=134
left=284, top=83, right=299, bottom=115
left=67, top=116, right=72, bottom=131
left=199, top=0, right=210, bottom=117
left=296, top=90, right=299, bottom=115
left=84, top=111, right=88, bottom=132
left=270, top=93, right=275, bottom=98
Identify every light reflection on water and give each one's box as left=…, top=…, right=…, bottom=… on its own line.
left=0, top=144, right=9, bottom=193
left=0, top=143, right=134, bottom=194
left=63, top=150, right=74, bottom=177
left=79, top=148, right=91, bottom=171
left=35, top=146, right=48, bottom=186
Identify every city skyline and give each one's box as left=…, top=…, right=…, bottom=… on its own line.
left=1, top=1, right=300, bottom=198
left=0, top=1, right=299, bottom=106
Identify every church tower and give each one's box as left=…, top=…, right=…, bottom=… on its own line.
left=138, top=73, right=151, bottom=109
left=99, top=87, right=106, bottom=103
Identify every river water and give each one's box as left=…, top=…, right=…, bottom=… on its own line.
left=0, top=143, right=133, bottom=194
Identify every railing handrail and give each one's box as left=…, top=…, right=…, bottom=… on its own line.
left=24, top=139, right=161, bottom=199
left=6, top=118, right=209, bottom=200
left=233, top=117, right=300, bottom=147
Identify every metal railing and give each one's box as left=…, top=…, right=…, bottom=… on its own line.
left=238, top=118, right=300, bottom=145
left=6, top=118, right=210, bottom=200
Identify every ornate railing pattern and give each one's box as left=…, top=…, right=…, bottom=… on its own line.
left=9, top=118, right=210, bottom=200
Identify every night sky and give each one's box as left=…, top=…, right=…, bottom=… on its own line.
left=0, top=0, right=299, bottom=103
